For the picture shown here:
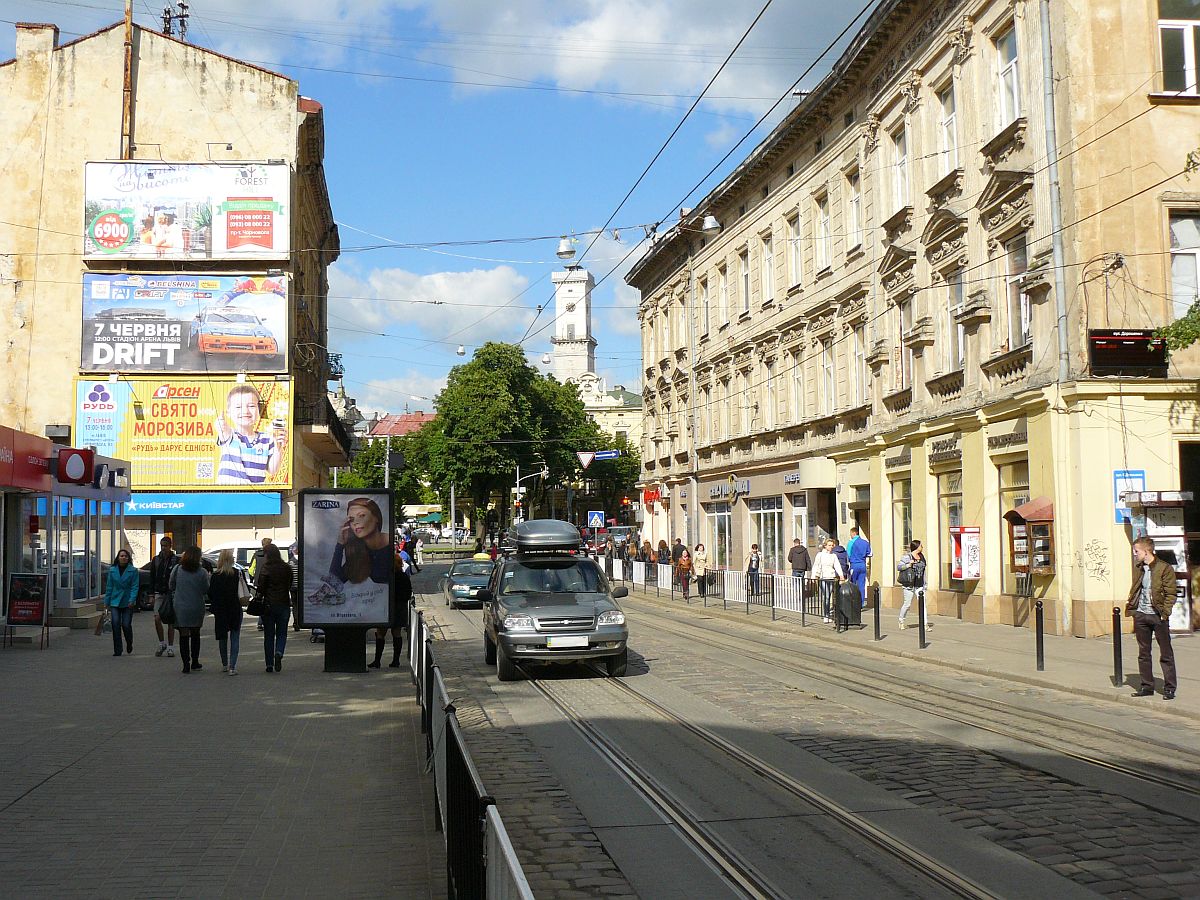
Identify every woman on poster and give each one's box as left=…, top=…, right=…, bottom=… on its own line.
left=329, top=498, right=393, bottom=585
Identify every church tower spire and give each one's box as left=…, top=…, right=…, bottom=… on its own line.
left=550, top=264, right=596, bottom=383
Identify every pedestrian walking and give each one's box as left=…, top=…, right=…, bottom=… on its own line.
left=251, top=537, right=272, bottom=631
left=693, top=544, right=709, bottom=599
left=745, top=544, right=762, bottom=598
left=676, top=549, right=693, bottom=600
left=104, top=549, right=139, bottom=656
left=415, top=537, right=425, bottom=570
left=787, top=538, right=811, bottom=578
left=149, top=536, right=178, bottom=657
left=671, top=538, right=685, bottom=564
left=832, top=539, right=850, bottom=581
left=256, top=544, right=294, bottom=673
left=812, top=538, right=845, bottom=623
left=656, top=540, right=670, bottom=565
left=370, top=554, right=409, bottom=669
left=169, top=546, right=210, bottom=674
left=289, top=543, right=301, bottom=631
left=847, top=526, right=872, bottom=608
left=208, top=550, right=245, bottom=675
left=1126, top=536, right=1178, bottom=699
left=896, top=540, right=929, bottom=631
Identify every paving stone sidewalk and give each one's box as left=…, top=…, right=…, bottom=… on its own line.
left=0, top=613, right=444, bottom=899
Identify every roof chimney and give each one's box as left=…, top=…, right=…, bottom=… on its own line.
left=15, top=23, right=59, bottom=58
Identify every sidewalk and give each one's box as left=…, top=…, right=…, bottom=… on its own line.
left=627, top=585, right=1200, bottom=721
left=0, top=613, right=444, bottom=899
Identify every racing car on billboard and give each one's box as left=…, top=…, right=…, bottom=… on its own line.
left=188, top=306, right=279, bottom=358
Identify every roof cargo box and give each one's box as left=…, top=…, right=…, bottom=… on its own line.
left=510, top=519, right=583, bottom=554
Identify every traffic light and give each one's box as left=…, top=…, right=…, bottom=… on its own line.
left=621, top=496, right=631, bottom=506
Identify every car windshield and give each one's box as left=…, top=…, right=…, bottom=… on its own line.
left=501, top=558, right=607, bottom=595
left=452, top=562, right=493, bottom=577
left=208, top=313, right=259, bottom=325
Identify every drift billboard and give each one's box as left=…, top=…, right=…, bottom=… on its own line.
left=81, top=273, right=288, bottom=373
left=83, top=161, right=290, bottom=260
left=74, top=377, right=292, bottom=491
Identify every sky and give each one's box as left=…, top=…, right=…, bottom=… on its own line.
left=2, top=0, right=866, bottom=416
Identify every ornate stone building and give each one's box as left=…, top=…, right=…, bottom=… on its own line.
left=628, top=0, right=1200, bottom=636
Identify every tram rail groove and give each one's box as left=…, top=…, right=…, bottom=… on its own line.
left=627, top=600, right=1200, bottom=802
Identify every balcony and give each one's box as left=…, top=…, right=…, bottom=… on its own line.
left=297, top=396, right=352, bottom=466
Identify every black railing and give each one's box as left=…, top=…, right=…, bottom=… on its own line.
left=444, top=711, right=493, bottom=900
left=296, top=396, right=353, bottom=458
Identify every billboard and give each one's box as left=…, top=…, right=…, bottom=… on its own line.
left=83, top=161, right=290, bottom=260
left=74, top=377, right=292, bottom=490
left=81, top=273, right=288, bottom=373
left=298, top=489, right=394, bottom=628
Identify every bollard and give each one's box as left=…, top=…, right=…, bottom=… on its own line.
left=1035, top=600, right=1045, bottom=671
left=918, top=591, right=928, bottom=650
left=873, top=585, right=881, bottom=641
left=1111, top=607, right=1123, bottom=686
left=801, top=578, right=807, bottom=627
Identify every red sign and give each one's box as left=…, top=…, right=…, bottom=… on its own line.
left=643, top=487, right=660, bottom=505
left=10, top=431, right=52, bottom=491
left=6, top=573, right=48, bottom=626
left=225, top=197, right=276, bottom=250
left=57, top=447, right=95, bottom=485
left=0, top=426, right=14, bottom=486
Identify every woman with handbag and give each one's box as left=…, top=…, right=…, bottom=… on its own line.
left=209, top=549, right=245, bottom=675
left=676, top=549, right=693, bottom=602
left=170, top=546, right=211, bottom=674
left=104, top=549, right=140, bottom=656
left=693, top=544, right=709, bottom=599
left=256, top=544, right=294, bottom=673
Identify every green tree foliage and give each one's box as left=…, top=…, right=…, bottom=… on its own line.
left=337, top=432, right=428, bottom=521
left=1158, top=300, right=1200, bottom=352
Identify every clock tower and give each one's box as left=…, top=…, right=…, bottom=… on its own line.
left=550, top=264, right=596, bottom=384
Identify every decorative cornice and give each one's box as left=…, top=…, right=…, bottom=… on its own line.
left=980, top=117, right=1029, bottom=174
left=948, top=14, right=973, bottom=65
left=899, top=69, right=922, bottom=114
left=862, top=113, right=881, bottom=157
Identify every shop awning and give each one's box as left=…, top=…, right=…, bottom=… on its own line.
left=1004, top=496, right=1055, bottom=523
left=418, top=512, right=442, bottom=524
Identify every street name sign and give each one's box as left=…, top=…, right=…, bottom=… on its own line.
left=594, top=449, right=620, bottom=461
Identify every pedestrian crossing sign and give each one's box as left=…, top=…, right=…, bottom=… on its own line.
left=587, top=510, right=605, bottom=529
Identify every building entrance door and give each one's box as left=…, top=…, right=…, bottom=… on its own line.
left=157, top=516, right=202, bottom=551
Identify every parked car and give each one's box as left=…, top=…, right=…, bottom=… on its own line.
left=442, top=559, right=495, bottom=608
left=202, top=541, right=262, bottom=574
left=481, top=519, right=629, bottom=681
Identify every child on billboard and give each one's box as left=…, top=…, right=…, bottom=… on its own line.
left=215, top=383, right=286, bottom=484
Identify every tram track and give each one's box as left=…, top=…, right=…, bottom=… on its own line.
left=444, top=602, right=994, bottom=900
left=625, top=598, right=1200, bottom=806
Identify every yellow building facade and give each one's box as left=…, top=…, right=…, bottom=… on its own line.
left=629, top=0, right=1200, bottom=636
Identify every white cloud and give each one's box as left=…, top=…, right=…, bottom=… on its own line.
left=352, top=372, right=447, bottom=417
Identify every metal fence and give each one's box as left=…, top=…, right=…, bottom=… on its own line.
left=600, top=555, right=850, bottom=625
left=410, top=606, right=535, bottom=900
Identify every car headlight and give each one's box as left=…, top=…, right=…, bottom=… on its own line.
left=597, top=610, right=625, bottom=626
left=503, top=614, right=535, bottom=632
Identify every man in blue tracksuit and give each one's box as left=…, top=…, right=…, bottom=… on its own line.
left=847, top=526, right=872, bottom=608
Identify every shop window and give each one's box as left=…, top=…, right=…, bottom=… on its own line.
left=999, top=460, right=1031, bottom=593
left=706, top=502, right=732, bottom=569
left=749, top=496, right=785, bottom=573
left=938, top=471, right=964, bottom=589
left=892, top=477, right=913, bottom=551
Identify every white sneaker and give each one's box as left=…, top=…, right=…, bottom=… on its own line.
left=165, top=646, right=175, bottom=657
left=228, top=667, right=238, bottom=676
left=221, top=665, right=229, bottom=673
left=822, top=616, right=831, bottom=623
left=898, top=621, right=906, bottom=630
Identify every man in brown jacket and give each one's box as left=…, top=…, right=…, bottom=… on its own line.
left=1125, top=536, right=1178, bottom=700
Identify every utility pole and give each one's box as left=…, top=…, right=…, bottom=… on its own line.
left=121, top=0, right=133, bottom=159
left=384, top=434, right=391, bottom=489
left=450, top=483, right=457, bottom=552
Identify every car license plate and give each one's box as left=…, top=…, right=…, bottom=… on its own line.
left=468, top=588, right=478, bottom=595
left=547, top=635, right=588, bottom=649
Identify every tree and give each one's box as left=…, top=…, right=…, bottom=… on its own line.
left=586, top=432, right=641, bottom=520
left=1159, top=301, right=1200, bottom=352
left=337, top=432, right=428, bottom=523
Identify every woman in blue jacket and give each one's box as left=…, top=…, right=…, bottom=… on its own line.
left=105, top=549, right=140, bottom=656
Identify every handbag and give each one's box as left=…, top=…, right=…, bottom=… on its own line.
left=237, top=571, right=251, bottom=602
left=159, top=594, right=177, bottom=626
left=246, top=591, right=267, bottom=617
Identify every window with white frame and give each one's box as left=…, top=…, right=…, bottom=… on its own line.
left=852, top=324, right=868, bottom=406
left=997, top=26, right=1021, bottom=126
left=847, top=171, right=862, bottom=250
left=820, top=338, right=835, bottom=414
left=720, top=378, right=731, bottom=441
left=792, top=350, right=805, bottom=423
left=815, top=194, right=832, bottom=271
left=1005, top=235, right=1031, bottom=349
left=939, top=84, right=958, bottom=173
left=718, top=266, right=728, bottom=324
left=702, top=385, right=712, bottom=443
left=699, top=276, right=710, bottom=335
left=739, top=249, right=750, bottom=314
left=895, top=300, right=913, bottom=389
left=739, top=371, right=751, bottom=433
left=787, top=213, right=802, bottom=285
left=946, top=268, right=965, bottom=370
left=764, top=359, right=776, bottom=429
left=891, top=126, right=909, bottom=211
left=1159, top=1, right=1200, bottom=93
left=706, top=502, right=732, bottom=568
left=1169, top=212, right=1200, bottom=319
left=761, top=234, right=775, bottom=303
left=749, top=496, right=785, bottom=573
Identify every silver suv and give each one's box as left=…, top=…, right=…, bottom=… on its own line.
left=480, top=520, right=629, bottom=680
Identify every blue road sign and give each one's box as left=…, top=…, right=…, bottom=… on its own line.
left=587, top=510, right=605, bottom=529
left=593, top=449, right=620, bottom=460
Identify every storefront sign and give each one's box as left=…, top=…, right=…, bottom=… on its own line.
left=125, top=492, right=282, bottom=516
left=949, top=526, right=981, bottom=580
left=84, top=162, right=290, bottom=260
left=885, top=447, right=912, bottom=470
left=988, top=430, right=1028, bottom=451
left=0, top=426, right=14, bottom=485
left=709, top=479, right=750, bottom=499
left=81, top=274, right=288, bottom=373
left=10, top=431, right=53, bottom=491
left=75, top=376, right=292, bottom=491
left=783, top=472, right=803, bottom=485
left=6, top=573, right=48, bottom=626
left=297, top=489, right=393, bottom=628
left=642, top=487, right=660, bottom=505
left=1113, top=469, right=1145, bottom=525
left=929, top=434, right=961, bottom=464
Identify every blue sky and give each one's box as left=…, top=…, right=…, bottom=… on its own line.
left=3, top=0, right=860, bottom=415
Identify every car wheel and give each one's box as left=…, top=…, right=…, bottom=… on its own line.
left=483, top=630, right=496, bottom=665
left=605, top=648, right=628, bottom=678
left=496, top=641, right=518, bottom=681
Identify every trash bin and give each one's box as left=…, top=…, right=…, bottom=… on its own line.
left=836, top=581, right=862, bottom=630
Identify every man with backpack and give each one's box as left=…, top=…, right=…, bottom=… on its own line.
left=896, top=539, right=931, bottom=630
